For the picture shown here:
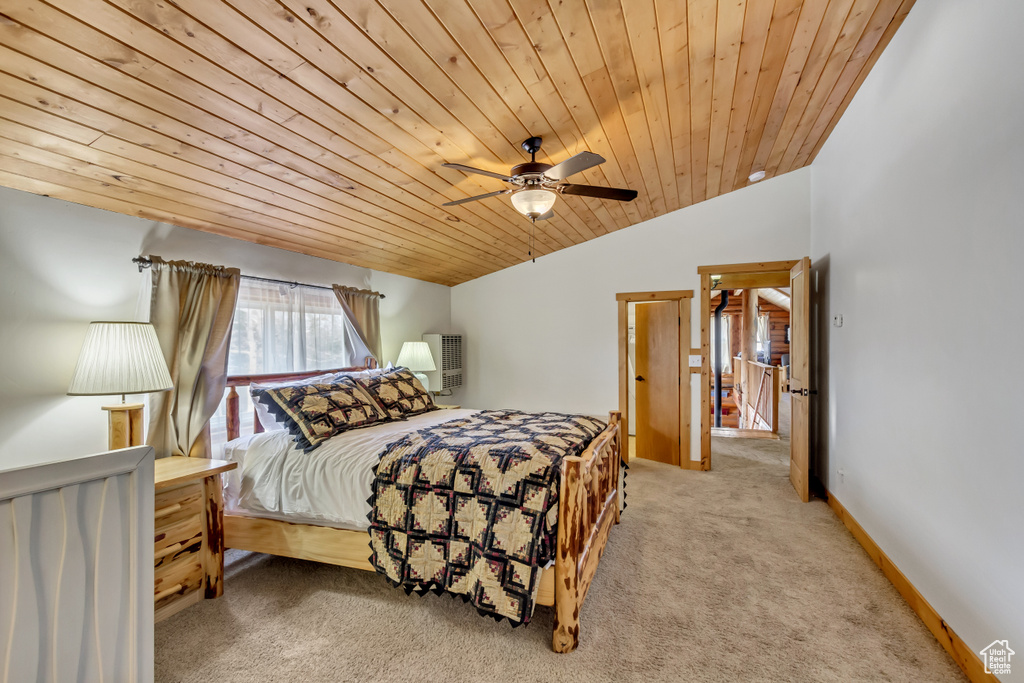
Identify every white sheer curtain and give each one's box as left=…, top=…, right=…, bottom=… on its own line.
left=710, top=315, right=732, bottom=374
left=210, top=279, right=372, bottom=449
left=756, top=313, right=770, bottom=363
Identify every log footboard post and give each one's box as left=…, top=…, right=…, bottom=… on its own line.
left=552, top=456, right=585, bottom=653
left=610, top=411, right=622, bottom=524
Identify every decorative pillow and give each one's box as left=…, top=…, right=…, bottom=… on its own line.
left=250, top=372, right=336, bottom=431
left=258, top=376, right=389, bottom=452
left=355, top=367, right=436, bottom=419
left=250, top=368, right=390, bottom=431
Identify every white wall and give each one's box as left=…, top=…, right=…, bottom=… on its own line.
left=0, top=187, right=450, bottom=468
left=810, top=0, right=1023, bottom=657
left=451, top=168, right=810, bottom=460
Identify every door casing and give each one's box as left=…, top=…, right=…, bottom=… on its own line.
left=696, top=261, right=801, bottom=472
left=616, top=290, right=693, bottom=468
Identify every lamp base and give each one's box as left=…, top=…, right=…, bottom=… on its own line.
left=411, top=372, right=430, bottom=394
left=102, top=403, right=145, bottom=450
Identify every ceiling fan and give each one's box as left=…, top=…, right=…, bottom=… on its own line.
left=442, top=137, right=638, bottom=222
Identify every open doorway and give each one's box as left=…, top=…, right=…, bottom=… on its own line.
left=696, top=260, right=813, bottom=502
left=616, top=290, right=693, bottom=468
left=708, top=286, right=791, bottom=436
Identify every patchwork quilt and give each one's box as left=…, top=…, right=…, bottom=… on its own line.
left=367, top=410, right=607, bottom=625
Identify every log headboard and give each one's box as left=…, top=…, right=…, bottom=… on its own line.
left=224, top=357, right=377, bottom=442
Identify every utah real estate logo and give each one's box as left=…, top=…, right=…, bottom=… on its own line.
left=979, top=640, right=1014, bottom=676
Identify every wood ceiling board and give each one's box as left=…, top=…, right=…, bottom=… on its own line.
left=0, top=0, right=915, bottom=285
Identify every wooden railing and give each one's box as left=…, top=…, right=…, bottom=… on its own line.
left=736, top=359, right=785, bottom=433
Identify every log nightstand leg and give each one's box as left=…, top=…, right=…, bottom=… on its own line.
left=203, top=473, right=226, bottom=599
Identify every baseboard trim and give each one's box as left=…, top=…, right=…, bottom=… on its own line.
left=825, top=491, right=996, bottom=683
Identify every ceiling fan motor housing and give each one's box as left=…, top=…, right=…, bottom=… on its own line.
left=511, top=161, right=553, bottom=185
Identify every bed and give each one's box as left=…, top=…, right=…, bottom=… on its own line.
left=219, top=362, right=622, bottom=653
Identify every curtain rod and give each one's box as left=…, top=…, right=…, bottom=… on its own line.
left=131, top=256, right=384, bottom=298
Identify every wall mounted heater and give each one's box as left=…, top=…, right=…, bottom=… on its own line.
left=421, top=333, right=462, bottom=393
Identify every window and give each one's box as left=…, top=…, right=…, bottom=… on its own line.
left=756, top=313, right=770, bottom=363
left=210, top=279, right=368, bottom=449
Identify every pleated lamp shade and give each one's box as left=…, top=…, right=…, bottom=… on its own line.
left=67, top=322, right=173, bottom=397
left=396, top=341, right=436, bottom=372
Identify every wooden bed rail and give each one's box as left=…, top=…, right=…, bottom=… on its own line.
left=552, top=410, right=622, bottom=653
left=223, top=359, right=376, bottom=442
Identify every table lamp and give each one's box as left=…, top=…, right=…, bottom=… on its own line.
left=67, top=321, right=174, bottom=450
left=396, top=341, right=436, bottom=393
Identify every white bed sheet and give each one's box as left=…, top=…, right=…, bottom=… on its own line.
left=222, top=409, right=478, bottom=531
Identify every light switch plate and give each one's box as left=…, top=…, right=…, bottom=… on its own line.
left=833, top=314, right=844, bottom=328
left=688, top=355, right=701, bottom=368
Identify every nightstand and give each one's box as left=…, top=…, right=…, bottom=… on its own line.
left=435, top=403, right=461, bottom=409
left=154, top=456, right=237, bottom=622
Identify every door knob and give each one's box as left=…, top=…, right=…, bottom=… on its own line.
left=635, top=375, right=645, bottom=382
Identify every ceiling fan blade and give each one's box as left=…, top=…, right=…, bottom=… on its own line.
left=442, top=163, right=512, bottom=182
left=544, top=151, right=606, bottom=181
left=560, top=184, right=638, bottom=202
left=442, top=189, right=509, bottom=206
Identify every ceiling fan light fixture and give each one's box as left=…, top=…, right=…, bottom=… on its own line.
left=511, top=188, right=557, bottom=219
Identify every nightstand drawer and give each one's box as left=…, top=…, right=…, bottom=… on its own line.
left=155, top=482, right=204, bottom=570
left=154, top=552, right=204, bottom=610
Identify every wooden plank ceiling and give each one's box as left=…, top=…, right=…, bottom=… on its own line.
left=0, top=0, right=914, bottom=285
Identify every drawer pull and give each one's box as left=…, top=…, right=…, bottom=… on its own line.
left=154, top=583, right=183, bottom=603
left=155, top=503, right=182, bottom=519
left=155, top=543, right=183, bottom=561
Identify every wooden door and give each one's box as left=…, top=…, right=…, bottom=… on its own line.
left=789, top=257, right=811, bottom=502
left=635, top=301, right=680, bottom=465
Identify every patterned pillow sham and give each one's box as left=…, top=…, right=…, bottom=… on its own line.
left=250, top=368, right=390, bottom=432
left=355, top=367, right=436, bottom=419
left=258, top=376, right=389, bottom=452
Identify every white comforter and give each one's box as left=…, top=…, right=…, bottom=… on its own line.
left=223, top=409, right=479, bottom=531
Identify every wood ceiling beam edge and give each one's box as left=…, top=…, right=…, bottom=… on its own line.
left=0, top=163, right=464, bottom=285
left=0, top=120, right=484, bottom=281
left=761, top=0, right=859, bottom=177
left=0, top=25, right=516, bottom=274
left=0, top=70, right=534, bottom=270
left=0, top=44, right=528, bottom=278
left=24, top=0, right=529, bottom=267
left=804, top=0, right=916, bottom=165
left=0, top=141, right=479, bottom=282
left=792, top=0, right=906, bottom=168
left=775, top=0, right=882, bottom=174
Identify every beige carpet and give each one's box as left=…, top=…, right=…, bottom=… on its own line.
left=155, top=431, right=964, bottom=682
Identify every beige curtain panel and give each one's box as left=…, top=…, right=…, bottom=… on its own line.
left=332, top=285, right=382, bottom=365
left=147, top=256, right=241, bottom=459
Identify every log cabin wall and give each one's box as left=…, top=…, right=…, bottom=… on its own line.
left=713, top=293, right=790, bottom=367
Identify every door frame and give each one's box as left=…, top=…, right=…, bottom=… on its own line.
left=697, top=261, right=800, bottom=471
left=616, top=290, right=693, bottom=468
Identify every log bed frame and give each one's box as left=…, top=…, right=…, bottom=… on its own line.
left=219, top=362, right=623, bottom=653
